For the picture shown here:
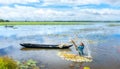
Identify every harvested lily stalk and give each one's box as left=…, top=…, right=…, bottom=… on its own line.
left=57, top=52, right=92, bottom=62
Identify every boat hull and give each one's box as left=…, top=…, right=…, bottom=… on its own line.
left=20, top=43, right=72, bottom=49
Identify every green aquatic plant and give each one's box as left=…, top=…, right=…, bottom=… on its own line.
left=108, top=24, right=120, bottom=26
left=0, top=56, right=40, bottom=69
left=0, top=56, right=18, bottom=69
left=18, top=59, right=39, bottom=69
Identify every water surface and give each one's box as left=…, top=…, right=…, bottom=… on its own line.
left=0, top=23, right=120, bottom=69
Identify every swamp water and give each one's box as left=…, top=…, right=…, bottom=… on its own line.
left=0, top=23, right=120, bottom=69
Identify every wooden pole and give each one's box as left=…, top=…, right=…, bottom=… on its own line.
left=71, top=40, right=78, bottom=50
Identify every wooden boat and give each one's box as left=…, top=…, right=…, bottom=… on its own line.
left=20, top=43, right=73, bottom=49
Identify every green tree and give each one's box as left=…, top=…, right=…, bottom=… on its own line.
left=0, top=19, right=4, bottom=22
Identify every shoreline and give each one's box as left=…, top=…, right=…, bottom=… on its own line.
left=0, top=22, right=93, bottom=25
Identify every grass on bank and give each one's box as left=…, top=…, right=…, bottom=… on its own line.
left=108, top=23, right=120, bottom=26
left=0, top=22, right=93, bottom=25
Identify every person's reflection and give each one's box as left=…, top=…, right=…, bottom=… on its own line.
left=69, top=62, right=84, bottom=69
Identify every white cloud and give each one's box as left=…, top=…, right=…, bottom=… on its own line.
left=81, top=9, right=120, bottom=15
left=42, top=0, right=100, bottom=6
left=0, top=0, right=40, bottom=4
left=103, top=0, right=120, bottom=5
left=0, top=0, right=120, bottom=6
left=0, top=5, right=120, bottom=21
left=42, top=0, right=120, bottom=6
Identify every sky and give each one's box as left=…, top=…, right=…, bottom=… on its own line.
left=0, top=0, right=120, bottom=21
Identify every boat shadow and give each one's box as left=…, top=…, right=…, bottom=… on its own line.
left=20, top=47, right=72, bottom=51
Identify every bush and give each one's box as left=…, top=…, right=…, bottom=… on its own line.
left=0, top=56, right=18, bottom=69
left=0, top=56, right=40, bottom=69
left=0, top=19, right=10, bottom=22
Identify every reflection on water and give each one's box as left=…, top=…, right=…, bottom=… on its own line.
left=0, top=23, right=120, bottom=69
left=20, top=48, right=71, bottom=51
left=0, top=46, right=14, bottom=55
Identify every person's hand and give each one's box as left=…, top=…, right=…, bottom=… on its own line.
left=69, top=40, right=73, bottom=43
left=71, top=40, right=74, bottom=43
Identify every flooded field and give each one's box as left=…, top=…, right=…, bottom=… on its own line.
left=0, top=23, right=120, bottom=69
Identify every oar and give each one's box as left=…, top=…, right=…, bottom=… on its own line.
left=71, top=40, right=83, bottom=56
left=71, top=40, right=78, bottom=51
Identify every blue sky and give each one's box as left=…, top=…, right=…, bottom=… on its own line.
left=0, top=0, right=120, bottom=21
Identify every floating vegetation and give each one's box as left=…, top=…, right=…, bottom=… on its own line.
left=47, top=34, right=69, bottom=37
left=0, top=56, right=18, bottom=69
left=0, top=56, right=40, bottom=69
left=88, top=40, right=97, bottom=44
left=18, top=59, right=39, bottom=69
left=108, top=24, right=120, bottom=27
left=57, top=52, right=92, bottom=62
left=80, top=28, right=99, bottom=31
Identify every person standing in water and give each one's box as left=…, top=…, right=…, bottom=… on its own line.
left=78, top=42, right=84, bottom=55
left=71, top=40, right=85, bottom=56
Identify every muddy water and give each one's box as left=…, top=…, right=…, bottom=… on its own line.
left=0, top=23, right=120, bottom=69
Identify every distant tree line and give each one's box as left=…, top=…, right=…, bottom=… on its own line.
left=0, top=19, right=120, bottom=22
left=0, top=19, right=10, bottom=22
left=17, top=20, right=120, bottom=22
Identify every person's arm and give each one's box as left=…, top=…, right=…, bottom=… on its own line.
left=71, top=40, right=78, bottom=50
